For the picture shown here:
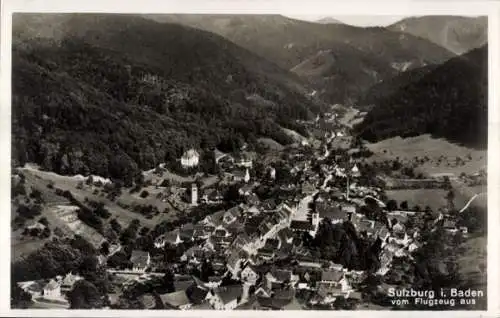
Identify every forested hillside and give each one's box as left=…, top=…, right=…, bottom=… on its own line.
left=146, top=14, right=456, bottom=104
left=357, top=64, right=438, bottom=110
left=12, top=14, right=322, bottom=184
left=388, top=16, right=487, bottom=55
left=355, top=45, right=488, bottom=149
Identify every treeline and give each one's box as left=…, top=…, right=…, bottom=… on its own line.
left=11, top=235, right=98, bottom=283
left=303, top=219, right=382, bottom=271
left=12, top=17, right=321, bottom=185
left=355, top=45, right=488, bottom=149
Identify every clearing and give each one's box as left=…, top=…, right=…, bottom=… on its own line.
left=385, top=189, right=449, bottom=212
left=366, top=134, right=486, bottom=176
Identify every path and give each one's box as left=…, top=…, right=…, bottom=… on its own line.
left=459, top=192, right=487, bottom=213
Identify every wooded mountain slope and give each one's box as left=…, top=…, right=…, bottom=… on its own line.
left=146, top=14, right=456, bottom=104
left=12, top=13, right=322, bottom=184
left=355, top=45, right=488, bottom=149
left=388, top=16, right=488, bottom=55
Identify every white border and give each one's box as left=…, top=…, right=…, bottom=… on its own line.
left=1, top=0, right=499, bottom=317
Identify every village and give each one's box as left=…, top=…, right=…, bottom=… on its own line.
left=13, top=108, right=480, bottom=311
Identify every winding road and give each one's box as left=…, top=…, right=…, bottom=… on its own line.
left=459, top=192, right=487, bottom=213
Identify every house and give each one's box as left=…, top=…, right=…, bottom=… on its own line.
left=18, top=280, right=45, bottom=298
left=320, top=268, right=351, bottom=293
left=60, top=272, right=83, bottom=294
left=316, top=203, right=346, bottom=224
left=257, top=248, right=276, bottom=261
left=241, top=264, right=259, bottom=285
left=214, top=227, right=230, bottom=238
left=444, top=220, right=458, bottom=233
left=181, top=149, right=200, bottom=168
left=297, top=261, right=322, bottom=270
left=320, top=269, right=343, bottom=285
left=377, top=249, right=394, bottom=275
left=238, top=184, right=254, bottom=196
left=138, top=293, right=157, bottom=309
left=235, top=154, right=253, bottom=168
left=245, top=194, right=260, bottom=206
left=459, top=226, right=468, bottom=234
left=26, top=221, right=47, bottom=231
left=227, top=250, right=245, bottom=278
left=186, top=285, right=210, bottom=305
left=223, top=206, right=243, bottom=224
left=290, top=220, right=313, bottom=232
left=160, top=290, right=192, bottom=310
left=350, top=164, right=361, bottom=178
left=277, top=228, right=294, bottom=245
left=374, top=222, right=390, bottom=240
left=268, top=167, right=276, bottom=180
left=231, top=168, right=250, bottom=183
left=180, top=247, right=205, bottom=264
left=42, top=279, right=61, bottom=299
left=254, top=281, right=272, bottom=298
left=317, top=282, right=343, bottom=301
left=155, top=230, right=183, bottom=248
left=266, top=269, right=293, bottom=285
left=356, top=219, right=375, bottom=233
left=192, top=225, right=209, bottom=240
left=408, top=242, right=420, bottom=253
left=232, top=233, right=253, bottom=251
left=214, top=149, right=232, bottom=164
left=130, top=250, right=151, bottom=272
left=261, top=199, right=278, bottom=211
left=257, top=289, right=295, bottom=310
left=208, top=285, right=243, bottom=310
left=263, top=238, right=281, bottom=251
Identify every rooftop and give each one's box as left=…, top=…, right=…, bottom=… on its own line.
left=321, top=269, right=343, bottom=282
left=160, top=290, right=191, bottom=308
left=130, top=250, right=149, bottom=268
left=214, top=285, right=243, bottom=304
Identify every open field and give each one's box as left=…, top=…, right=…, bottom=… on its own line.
left=20, top=167, right=148, bottom=226
left=17, top=164, right=220, bottom=231
left=282, top=127, right=307, bottom=143
left=257, top=137, right=285, bottom=151
left=385, top=189, right=449, bottom=212
left=11, top=234, right=50, bottom=261
left=457, top=234, right=487, bottom=309
left=366, top=134, right=486, bottom=176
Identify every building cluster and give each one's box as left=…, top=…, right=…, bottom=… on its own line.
left=19, top=112, right=470, bottom=310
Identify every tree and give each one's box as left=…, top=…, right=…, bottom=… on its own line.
left=38, top=217, right=49, bottom=227
left=100, top=241, right=110, bottom=255
left=110, top=218, right=122, bottom=234
left=400, top=201, right=409, bottom=210
left=200, top=259, right=215, bottom=282
left=11, top=281, right=32, bottom=309
left=162, top=269, right=176, bottom=293
left=68, top=280, right=104, bottom=309
left=386, top=199, right=398, bottom=212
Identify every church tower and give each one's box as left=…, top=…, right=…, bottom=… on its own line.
left=191, top=183, right=198, bottom=206
left=244, top=168, right=250, bottom=183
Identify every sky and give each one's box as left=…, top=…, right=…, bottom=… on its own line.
left=285, top=15, right=407, bottom=27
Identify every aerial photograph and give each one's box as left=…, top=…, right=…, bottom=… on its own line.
left=10, top=13, right=487, bottom=310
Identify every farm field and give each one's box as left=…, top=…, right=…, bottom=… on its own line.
left=17, top=164, right=221, bottom=230
left=457, top=234, right=487, bottom=309
left=366, top=134, right=486, bottom=176
left=385, top=189, right=449, bottom=212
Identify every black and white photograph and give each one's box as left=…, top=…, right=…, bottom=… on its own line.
left=4, top=0, right=497, bottom=314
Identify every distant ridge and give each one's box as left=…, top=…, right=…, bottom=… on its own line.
left=388, top=16, right=487, bottom=55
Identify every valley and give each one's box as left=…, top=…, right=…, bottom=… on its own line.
left=10, top=13, right=489, bottom=312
